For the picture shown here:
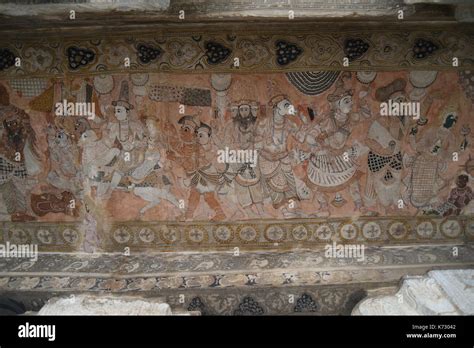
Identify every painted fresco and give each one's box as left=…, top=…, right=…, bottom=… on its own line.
left=0, top=70, right=472, bottom=227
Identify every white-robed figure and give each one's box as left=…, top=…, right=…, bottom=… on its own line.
left=302, top=75, right=368, bottom=216
left=254, top=94, right=300, bottom=210
left=222, top=100, right=265, bottom=217
left=103, top=80, right=147, bottom=194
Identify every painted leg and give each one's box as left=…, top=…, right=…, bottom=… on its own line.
left=185, top=187, right=201, bottom=220
left=350, top=181, right=366, bottom=213
left=203, top=192, right=226, bottom=221
left=313, top=191, right=330, bottom=217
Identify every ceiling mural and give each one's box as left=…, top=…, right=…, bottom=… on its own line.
left=0, top=68, right=472, bottom=253
left=0, top=0, right=473, bottom=320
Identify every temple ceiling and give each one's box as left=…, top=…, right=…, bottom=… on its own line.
left=0, top=0, right=473, bottom=316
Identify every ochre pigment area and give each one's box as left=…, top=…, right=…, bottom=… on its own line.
left=0, top=69, right=473, bottom=251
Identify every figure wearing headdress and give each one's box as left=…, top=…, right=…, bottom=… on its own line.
left=0, top=84, right=41, bottom=221
left=405, top=92, right=460, bottom=210
left=165, top=115, right=226, bottom=221
left=303, top=74, right=368, bottom=216
left=218, top=99, right=264, bottom=217
left=364, top=79, right=408, bottom=213
left=254, top=94, right=300, bottom=210
left=99, top=80, right=147, bottom=197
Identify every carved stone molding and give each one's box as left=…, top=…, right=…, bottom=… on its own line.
left=1, top=243, right=472, bottom=315
left=0, top=284, right=368, bottom=315
left=0, top=245, right=472, bottom=291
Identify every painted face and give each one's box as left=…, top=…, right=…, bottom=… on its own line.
left=5, top=118, right=21, bottom=132
left=338, top=95, right=353, bottom=114
left=114, top=105, right=128, bottom=121
left=73, top=118, right=89, bottom=140
left=230, top=106, right=239, bottom=118
left=239, top=104, right=251, bottom=118
left=277, top=99, right=292, bottom=116
left=251, top=105, right=259, bottom=117
left=456, top=175, right=468, bottom=188
left=196, top=128, right=210, bottom=145
left=55, top=130, right=69, bottom=148
left=179, top=120, right=196, bottom=142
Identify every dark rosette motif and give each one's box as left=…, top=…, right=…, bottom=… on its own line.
left=275, top=40, right=302, bottom=66
left=413, top=38, right=439, bottom=60
left=67, top=46, right=95, bottom=70
left=0, top=48, right=16, bottom=71
left=205, top=41, right=232, bottom=65
left=344, top=38, right=370, bottom=62
left=136, top=44, right=162, bottom=64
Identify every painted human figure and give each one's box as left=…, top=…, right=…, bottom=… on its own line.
left=166, top=116, right=226, bottom=221
left=442, top=174, right=473, bottom=216
left=46, top=125, right=81, bottom=195
left=222, top=100, right=264, bottom=217
left=130, top=112, right=181, bottom=217
left=0, top=85, right=41, bottom=221
left=303, top=76, right=367, bottom=216
left=364, top=79, right=408, bottom=213
left=101, top=80, right=147, bottom=197
left=254, top=95, right=299, bottom=210
left=82, top=203, right=100, bottom=253
left=406, top=94, right=459, bottom=210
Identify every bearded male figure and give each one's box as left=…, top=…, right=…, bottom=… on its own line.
left=222, top=100, right=264, bottom=217
left=0, top=85, right=41, bottom=221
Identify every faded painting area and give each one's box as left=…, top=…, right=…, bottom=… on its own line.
left=0, top=70, right=472, bottom=223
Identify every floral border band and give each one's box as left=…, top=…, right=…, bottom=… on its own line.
left=0, top=28, right=473, bottom=78
left=1, top=216, right=473, bottom=252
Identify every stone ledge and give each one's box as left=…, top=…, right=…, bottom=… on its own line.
left=0, top=244, right=472, bottom=291
left=352, top=269, right=474, bottom=315
left=37, top=294, right=175, bottom=315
